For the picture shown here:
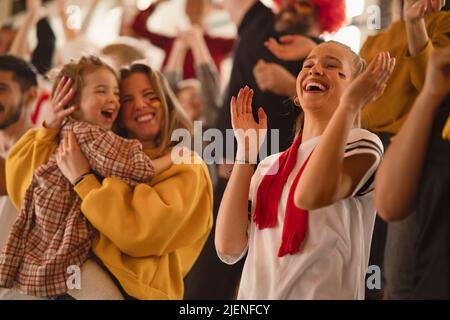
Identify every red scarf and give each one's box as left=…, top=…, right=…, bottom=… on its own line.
left=253, top=134, right=314, bottom=257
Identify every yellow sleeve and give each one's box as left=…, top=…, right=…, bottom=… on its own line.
left=404, top=40, right=434, bottom=91
left=405, top=12, right=450, bottom=91
left=443, top=116, right=450, bottom=141
left=74, top=161, right=213, bottom=258
left=6, top=126, right=58, bottom=209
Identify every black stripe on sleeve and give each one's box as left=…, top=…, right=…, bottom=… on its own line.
left=344, top=139, right=382, bottom=197
left=356, top=170, right=376, bottom=197
left=345, top=138, right=383, bottom=155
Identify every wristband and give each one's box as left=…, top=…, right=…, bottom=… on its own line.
left=234, top=158, right=252, bottom=164
left=72, top=171, right=91, bottom=186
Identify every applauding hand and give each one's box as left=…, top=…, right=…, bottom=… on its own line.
left=231, top=86, right=267, bottom=163
left=340, top=52, right=396, bottom=112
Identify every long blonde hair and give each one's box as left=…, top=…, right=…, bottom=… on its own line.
left=119, top=63, right=193, bottom=155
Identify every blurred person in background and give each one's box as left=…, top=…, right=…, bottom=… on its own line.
left=129, top=0, right=235, bottom=79
left=359, top=0, right=449, bottom=300
left=375, top=45, right=450, bottom=300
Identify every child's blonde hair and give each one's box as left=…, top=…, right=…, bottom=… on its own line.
left=49, top=56, right=119, bottom=109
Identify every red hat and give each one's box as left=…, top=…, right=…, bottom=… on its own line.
left=273, top=0, right=347, bottom=33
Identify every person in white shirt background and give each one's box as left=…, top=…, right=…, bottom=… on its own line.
left=215, top=41, right=395, bottom=299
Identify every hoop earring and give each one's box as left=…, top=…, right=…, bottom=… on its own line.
left=293, top=96, right=301, bottom=107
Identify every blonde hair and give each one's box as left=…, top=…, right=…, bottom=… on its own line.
left=49, top=55, right=118, bottom=109
left=295, top=41, right=367, bottom=132
left=328, top=40, right=366, bottom=78
left=120, top=64, right=193, bottom=155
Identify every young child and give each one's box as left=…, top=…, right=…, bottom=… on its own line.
left=0, top=56, right=170, bottom=298
left=215, top=42, right=395, bottom=299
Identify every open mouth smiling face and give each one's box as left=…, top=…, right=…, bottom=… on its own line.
left=120, top=72, right=165, bottom=143
left=297, top=42, right=355, bottom=110
left=303, top=78, right=330, bottom=94
left=100, top=104, right=119, bottom=123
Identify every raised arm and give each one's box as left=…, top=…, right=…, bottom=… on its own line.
left=131, top=0, right=172, bottom=49
left=222, top=0, right=258, bottom=27
left=215, top=86, right=267, bottom=257
left=118, top=0, right=138, bottom=37
left=295, top=53, right=395, bottom=210
left=403, top=0, right=449, bottom=90
left=404, top=0, right=444, bottom=56
left=375, top=46, right=450, bottom=221
left=8, top=0, right=41, bottom=58
left=163, top=37, right=188, bottom=89
left=79, top=0, right=100, bottom=34
left=184, top=26, right=222, bottom=127
left=57, top=0, right=79, bottom=41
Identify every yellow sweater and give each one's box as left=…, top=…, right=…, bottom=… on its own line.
left=360, top=12, right=450, bottom=134
left=6, top=126, right=213, bottom=300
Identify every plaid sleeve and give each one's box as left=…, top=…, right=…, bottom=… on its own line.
left=63, top=121, right=155, bottom=186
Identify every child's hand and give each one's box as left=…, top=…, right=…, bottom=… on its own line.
left=56, top=131, right=90, bottom=184
left=231, top=86, right=267, bottom=163
left=340, top=52, right=396, bottom=112
left=44, top=76, right=77, bottom=130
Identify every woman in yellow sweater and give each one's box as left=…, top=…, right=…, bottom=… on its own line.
left=360, top=0, right=450, bottom=136
left=5, top=63, right=213, bottom=300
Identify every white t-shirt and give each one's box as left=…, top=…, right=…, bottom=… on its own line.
left=218, top=128, right=384, bottom=300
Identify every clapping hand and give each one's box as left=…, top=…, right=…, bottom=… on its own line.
left=230, top=86, right=268, bottom=163
left=340, top=52, right=396, bottom=112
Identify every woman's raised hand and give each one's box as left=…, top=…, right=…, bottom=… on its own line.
left=340, top=52, right=396, bottom=112
left=43, top=76, right=77, bottom=130
left=230, top=86, right=267, bottom=163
